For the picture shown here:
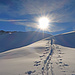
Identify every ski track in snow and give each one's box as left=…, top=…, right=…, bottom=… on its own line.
left=0, top=36, right=75, bottom=75
left=25, top=38, right=75, bottom=75
left=24, top=39, right=53, bottom=75
left=25, top=39, right=55, bottom=75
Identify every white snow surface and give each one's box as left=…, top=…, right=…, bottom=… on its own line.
left=0, top=31, right=75, bottom=75
left=0, top=31, right=51, bottom=53
left=0, top=38, right=75, bottom=75
left=0, top=39, right=49, bottom=75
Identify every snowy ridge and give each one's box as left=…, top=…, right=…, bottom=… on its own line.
left=0, top=31, right=75, bottom=75
left=59, top=31, right=75, bottom=35
left=54, top=31, right=75, bottom=48
left=0, top=31, right=51, bottom=53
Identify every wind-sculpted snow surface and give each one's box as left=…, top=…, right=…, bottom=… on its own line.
left=54, top=31, right=75, bottom=48
left=0, top=38, right=52, bottom=75
left=0, top=31, right=75, bottom=75
left=0, top=31, right=51, bottom=53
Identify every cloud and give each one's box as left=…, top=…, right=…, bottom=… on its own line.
left=18, top=0, right=66, bottom=15
left=48, top=25, right=65, bottom=32
left=15, top=21, right=66, bottom=32
left=0, top=19, right=27, bottom=22
left=0, top=0, right=75, bottom=33
left=15, top=22, right=38, bottom=29
left=0, top=0, right=68, bottom=15
left=7, top=0, right=75, bottom=22
left=0, top=0, right=75, bottom=23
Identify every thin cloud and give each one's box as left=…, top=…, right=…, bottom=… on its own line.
left=11, top=0, right=75, bottom=23
left=48, top=26, right=66, bottom=32
left=0, top=0, right=75, bottom=33
left=16, top=22, right=38, bottom=28
left=19, top=0, right=66, bottom=15
left=0, top=0, right=75, bottom=23
left=0, top=19, right=27, bottom=22
left=15, top=21, right=65, bottom=32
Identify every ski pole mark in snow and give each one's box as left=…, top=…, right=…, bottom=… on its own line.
left=34, top=61, right=41, bottom=66
left=51, top=63, right=54, bottom=75
left=55, top=45, right=70, bottom=75
left=63, top=63, right=69, bottom=66
left=25, top=70, right=36, bottom=75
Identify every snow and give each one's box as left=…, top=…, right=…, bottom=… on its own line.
left=0, top=31, right=51, bottom=53
left=0, top=31, right=75, bottom=75
left=54, top=31, right=75, bottom=48
left=51, top=45, right=75, bottom=75
left=0, top=39, right=50, bottom=75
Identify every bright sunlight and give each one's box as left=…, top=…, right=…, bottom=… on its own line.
left=38, top=17, right=49, bottom=30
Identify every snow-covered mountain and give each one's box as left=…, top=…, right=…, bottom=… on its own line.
left=54, top=31, right=75, bottom=48
left=0, top=31, right=51, bottom=53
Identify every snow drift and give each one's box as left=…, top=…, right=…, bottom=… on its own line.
left=54, top=31, right=75, bottom=48
left=0, top=31, right=75, bottom=75
left=0, top=31, right=51, bottom=53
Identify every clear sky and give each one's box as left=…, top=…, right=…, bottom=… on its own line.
left=0, top=0, right=75, bottom=35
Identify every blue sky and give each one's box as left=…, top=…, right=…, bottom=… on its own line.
left=0, top=0, right=75, bottom=35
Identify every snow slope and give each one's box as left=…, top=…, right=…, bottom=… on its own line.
left=0, top=31, right=75, bottom=75
left=49, top=45, right=75, bottom=75
left=54, top=31, right=75, bottom=48
left=0, top=31, right=51, bottom=53
left=0, top=38, right=51, bottom=75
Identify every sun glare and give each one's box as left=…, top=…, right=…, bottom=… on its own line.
left=38, top=17, right=49, bottom=30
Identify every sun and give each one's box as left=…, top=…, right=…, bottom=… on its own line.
left=38, top=17, right=49, bottom=30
